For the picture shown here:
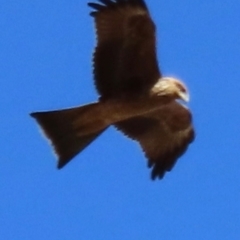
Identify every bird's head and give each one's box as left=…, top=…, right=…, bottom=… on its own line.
left=150, top=77, right=189, bottom=102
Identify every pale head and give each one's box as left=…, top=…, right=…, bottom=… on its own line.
left=150, top=77, right=189, bottom=102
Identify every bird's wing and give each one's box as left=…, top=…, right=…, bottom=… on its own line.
left=88, top=0, right=161, bottom=99
left=115, top=101, right=195, bottom=179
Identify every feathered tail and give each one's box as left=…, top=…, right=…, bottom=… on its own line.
left=30, top=102, right=108, bottom=168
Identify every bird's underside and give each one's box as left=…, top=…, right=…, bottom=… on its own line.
left=30, top=0, right=195, bottom=180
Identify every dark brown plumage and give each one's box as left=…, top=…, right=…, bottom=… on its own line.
left=90, top=0, right=160, bottom=99
left=30, top=0, right=195, bottom=180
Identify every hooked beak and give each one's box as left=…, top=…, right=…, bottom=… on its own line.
left=178, top=91, right=190, bottom=102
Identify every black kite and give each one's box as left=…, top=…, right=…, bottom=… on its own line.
left=31, top=0, right=195, bottom=180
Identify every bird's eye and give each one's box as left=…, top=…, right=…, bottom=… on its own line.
left=176, top=82, right=186, bottom=93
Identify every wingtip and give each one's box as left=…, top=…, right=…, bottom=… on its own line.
left=151, top=171, right=165, bottom=180
left=88, top=2, right=104, bottom=17
left=88, top=0, right=148, bottom=16
left=90, top=12, right=98, bottom=17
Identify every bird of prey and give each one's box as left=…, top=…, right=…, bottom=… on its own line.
left=30, top=0, right=195, bottom=180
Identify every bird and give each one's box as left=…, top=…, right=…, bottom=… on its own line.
left=30, top=0, right=195, bottom=180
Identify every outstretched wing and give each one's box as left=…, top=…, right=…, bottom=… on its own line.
left=88, top=0, right=161, bottom=99
left=115, top=101, right=195, bottom=179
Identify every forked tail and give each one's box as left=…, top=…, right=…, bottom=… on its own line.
left=30, top=102, right=108, bottom=168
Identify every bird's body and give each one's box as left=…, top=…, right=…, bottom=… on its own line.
left=31, top=0, right=195, bottom=180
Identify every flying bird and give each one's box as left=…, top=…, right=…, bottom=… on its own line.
left=30, top=0, right=195, bottom=180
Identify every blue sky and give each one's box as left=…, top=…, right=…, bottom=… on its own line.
left=1, top=0, right=240, bottom=239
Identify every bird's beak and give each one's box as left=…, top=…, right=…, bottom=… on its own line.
left=178, top=91, right=190, bottom=102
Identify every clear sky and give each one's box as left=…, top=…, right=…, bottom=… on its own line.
left=1, top=0, right=240, bottom=239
